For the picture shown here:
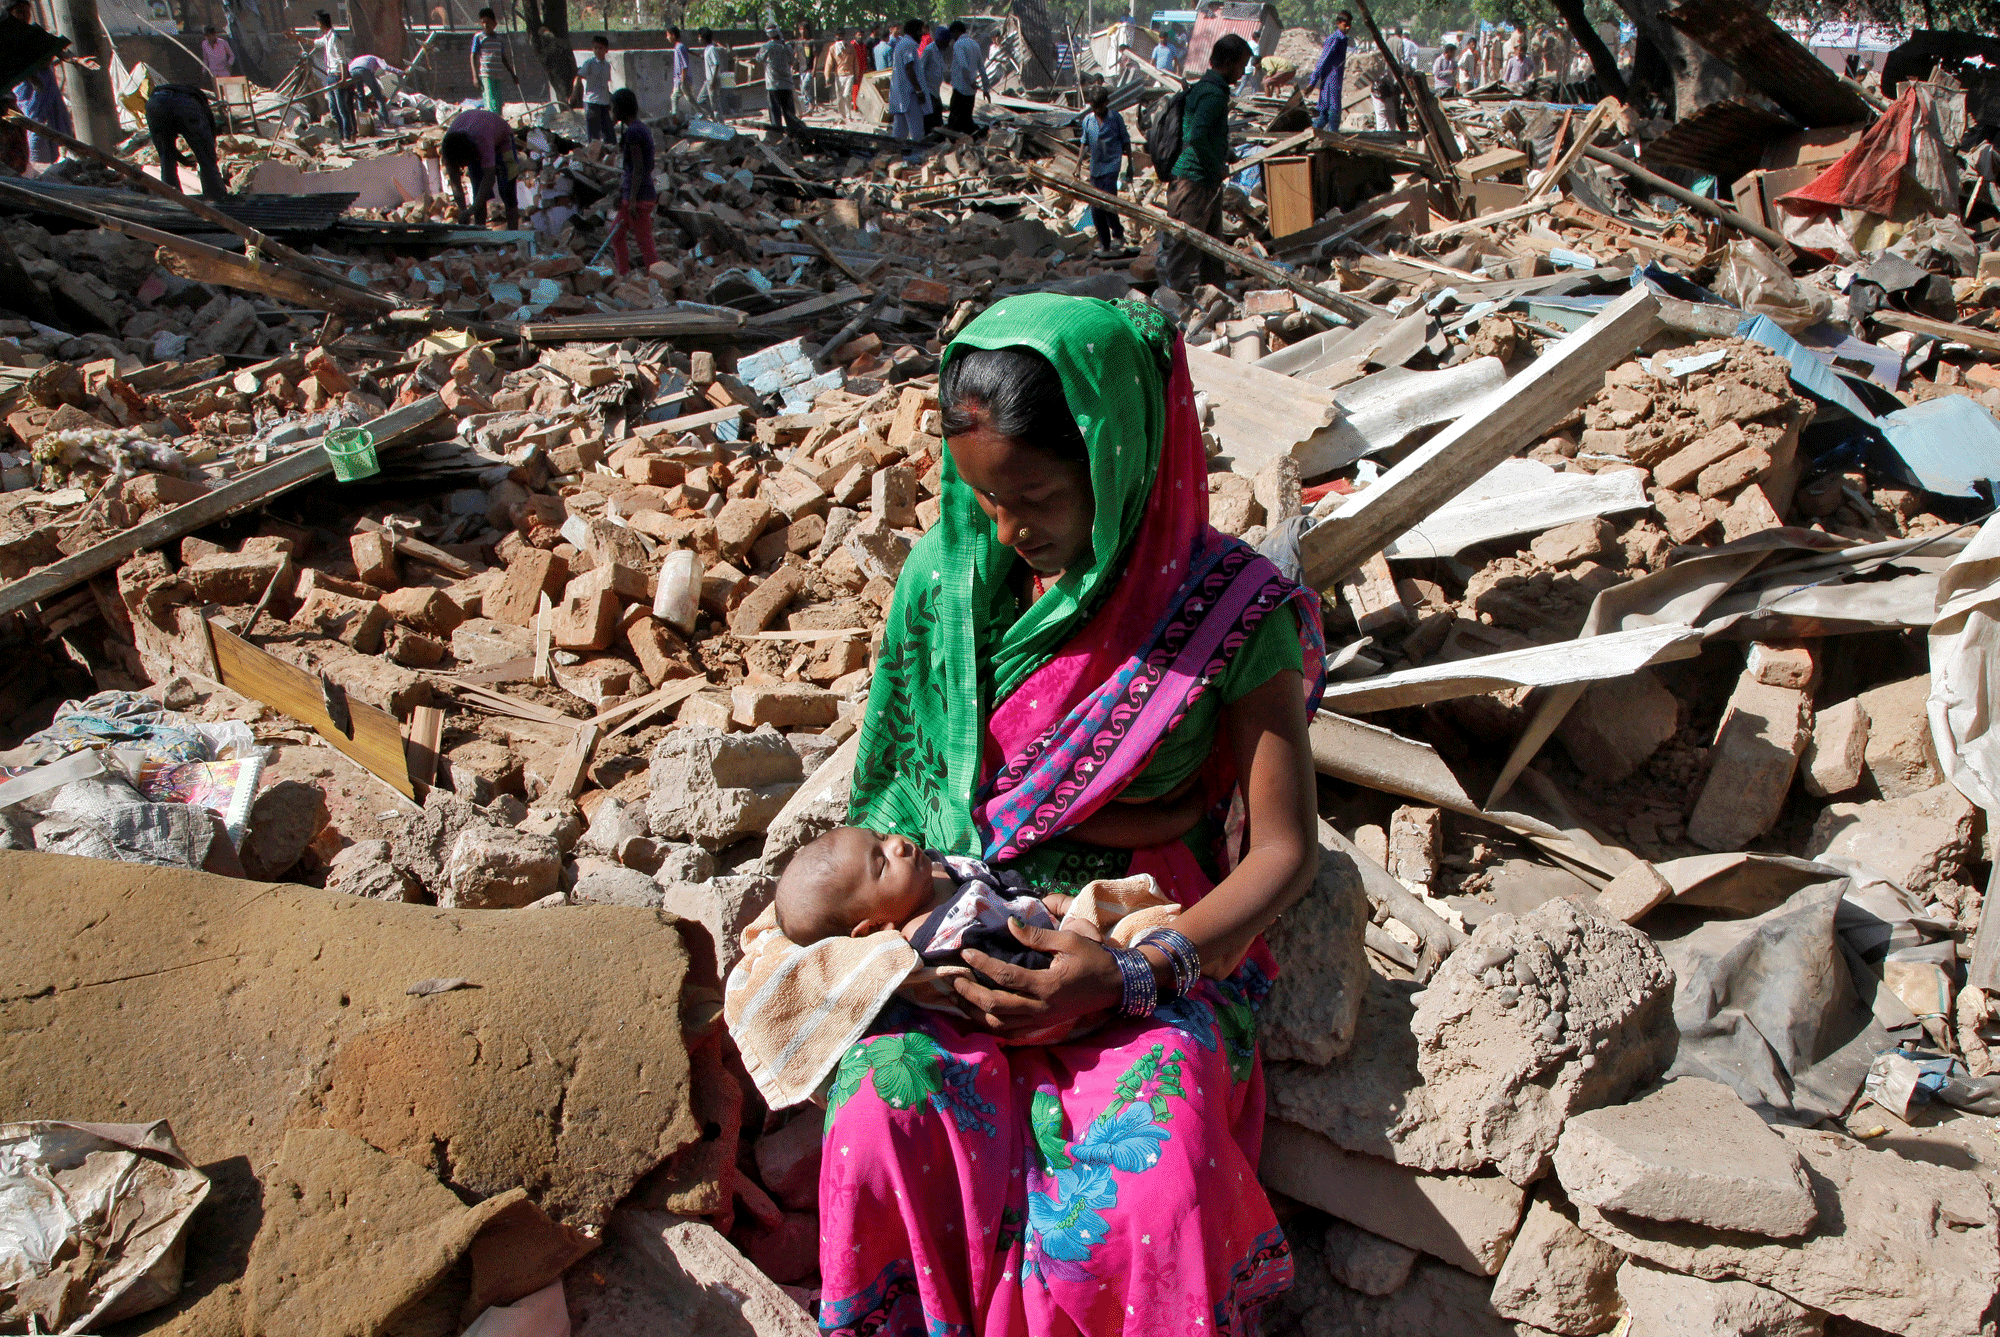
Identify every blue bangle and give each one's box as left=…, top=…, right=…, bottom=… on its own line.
left=1112, top=946, right=1157, bottom=1017
left=1143, top=928, right=1202, bottom=1000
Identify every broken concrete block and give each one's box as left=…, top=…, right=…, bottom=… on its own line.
left=1593, top=859, right=1673, bottom=924
left=1529, top=517, right=1615, bottom=568
left=1575, top=1126, right=1996, bottom=1337
left=728, top=565, right=805, bottom=636
left=451, top=618, right=533, bottom=671
left=613, top=1212, right=816, bottom=1337
left=349, top=530, right=398, bottom=588
left=518, top=804, right=583, bottom=853
left=1319, top=1219, right=1417, bottom=1296
left=1253, top=454, right=1302, bottom=527
left=647, top=730, right=802, bottom=850
left=295, top=585, right=389, bottom=655
left=552, top=570, right=621, bottom=652
left=1259, top=841, right=1369, bottom=1066
left=184, top=549, right=288, bottom=604
left=870, top=465, right=917, bottom=527
left=1801, top=695, right=1869, bottom=798
left=390, top=793, right=501, bottom=898
left=324, top=838, right=418, bottom=902
left=1413, top=897, right=1678, bottom=1185
left=578, top=796, right=655, bottom=869
left=761, top=733, right=860, bottom=874
left=1208, top=472, right=1264, bottom=536
left=1651, top=422, right=1749, bottom=492
left=844, top=514, right=912, bottom=583
left=656, top=874, right=777, bottom=975
left=1617, top=1259, right=1825, bottom=1337
left=1387, top=805, right=1441, bottom=890
left=1686, top=672, right=1810, bottom=851
left=1856, top=673, right=1943, bottom=799
left=571, top=862, right=662, bottom=908
left=1552, top=1077, right=1816, bottom=1237
left=731, top=682, right=839, bottom=729
left=1488, top=1195, right=1624, bottom=1337
left=1806, top=781, right=1978, bottom=894
left=377, top=584, right=465, bottom=639
left=442, top=825, right=562, bottom=909
left=1746, top=640, right=1816, bottom=690
left=238, top=780, right=329, bottom=882
left=715, top=497, right=777, bottom=563
left=1260, top=1119, right=1527, bottom=1276
left=1556, top=669, right=1678, bottom=783
left=488, top=548, right=568, bottom=628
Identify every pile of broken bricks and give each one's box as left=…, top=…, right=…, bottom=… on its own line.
left=13, top=48, right=2000, bottom=1337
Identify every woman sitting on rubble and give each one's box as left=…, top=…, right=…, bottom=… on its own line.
left=822, top=293, right=1327, bottom=1333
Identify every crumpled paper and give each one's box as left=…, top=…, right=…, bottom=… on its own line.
left=0, top=1119, right=210, bottom=1334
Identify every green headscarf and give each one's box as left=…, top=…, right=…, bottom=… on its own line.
left=848, top=294, right=1174, bottom=854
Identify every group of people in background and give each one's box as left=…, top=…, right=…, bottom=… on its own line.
left=1431, top=22, right=1580, bottom=97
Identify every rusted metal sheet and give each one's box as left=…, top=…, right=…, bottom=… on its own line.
left=1663, top=0, right=1876, bottom=129
left=1642, top=97, right=1798, bottom=182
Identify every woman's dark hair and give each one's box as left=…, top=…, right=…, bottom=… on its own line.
left=314, top=9, right=331, bottom=25
left=440, top=129, right=474, bottom=170
left=610, top=86, right=637, bottom=119
left=939, top=347, right=1086, bottom=464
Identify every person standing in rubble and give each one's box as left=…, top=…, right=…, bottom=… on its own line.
left=609, top=86, right=658, bottom=275
left=919, top=24, right=949, bottom=136
left=793, top=21, right=818, bottom=113
left=1160, top=32, right=1250, bottom=297
left=470, top=8, right=515, bottom=114
left=1304, top=11, right=1350, bottom=132
left=830, top=26, right=858, bottom=123
left=311, top=11, right=355, bottom=141
left=1079, top=86, right=1130, bottom=257
left=814, top=290, right=1323, bottom=1337
left=573, top=32, right=613, bottom=150
left=1370, top=67, right=1406, bottom=131
left=144, top=83, right=227, bottom=197
left=946, top=20, right=988, bottom=134
left=200, top=25, right=233, bottom=82
left=873, top=26, right=894, bottom=71
left=1431, top=40, right=1458, bottom=96
left=441, top=105, right=519, bottom=231
left=665, top=27, right=691, bottom=118
left=760, top=24, right=807, bottom=135
left=700, top=30, right=731, bottom=116
left=889, top=18, right=929, bottom=142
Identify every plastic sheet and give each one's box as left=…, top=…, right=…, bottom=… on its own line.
left=1715, top=240, right=1833, bottom=332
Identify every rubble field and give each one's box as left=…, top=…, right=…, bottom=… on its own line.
left=6, top=11, right=2000, bottom=1336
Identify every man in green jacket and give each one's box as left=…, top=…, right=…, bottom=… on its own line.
left=1162, top=31, right=1252, bottom=295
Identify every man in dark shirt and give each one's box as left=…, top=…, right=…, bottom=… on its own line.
left=1161, top=31, right=1250, bottom=296
left=611, top=86, right=658, bottom=274
left=145, top=83, right=227, bottom=197
left=441, top=106, right=519, bottom=230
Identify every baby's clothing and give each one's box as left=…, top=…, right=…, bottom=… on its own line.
left=906, top=853, right=1055, bottom=976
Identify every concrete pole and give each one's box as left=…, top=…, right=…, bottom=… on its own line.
left=47, top=0, right=119, bottom=149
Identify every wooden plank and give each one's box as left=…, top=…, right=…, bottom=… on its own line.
left=406, top=704, right=444, bottom=790
left=588, top=675, right=708, bottom=727
left=1266, top=157, right=1319, bottom=240
left=1022, top=164, right=1383, bottom=325
left=0, top=395, right=448, bottom=620
left=208, top=619, right=414, bottom=798
left=1865, top=310, right=2000, bottom=357
left=548, top=722, right=599, bottom=800
left=1232, top=129, right=1316, bottom=177
left=1418, top=198, right=1556, bottom=245
left=1527, top=97, right=1619, bottom=201
left=1298, top=287, right=1662, bottom=591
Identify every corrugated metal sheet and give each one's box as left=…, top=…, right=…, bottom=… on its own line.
left=1642, top=96, right=1798, bottom=182
left=0, top=181, right=357, bottom=233
left=1663, top=0, right=1875, bottom=129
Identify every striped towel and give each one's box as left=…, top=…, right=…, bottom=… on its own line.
left=724, top=874, right=1180, bottom=1109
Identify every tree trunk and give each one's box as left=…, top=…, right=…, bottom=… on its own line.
left=1609, top=0, right=1740, bottom=117
left=1548, top=0, right=1628, bottom=100
left=519, top=0, right=575, bottom=100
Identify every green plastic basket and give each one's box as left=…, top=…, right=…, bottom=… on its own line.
left=322, top=426, right=379, bottom=482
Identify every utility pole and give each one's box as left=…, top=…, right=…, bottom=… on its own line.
left=47, top=0, right=119, bottom=148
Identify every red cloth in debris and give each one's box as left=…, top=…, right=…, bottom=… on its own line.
left=1776, top=86, right=1918, bottom=218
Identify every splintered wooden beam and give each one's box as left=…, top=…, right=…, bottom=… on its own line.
left=1022, top=164, right=1384, bottom=325
left=1298, top=286, right=1662, bottom=591
left=0, top=395, right=449, bottom=619
left=208, top=619, right=414, bottom=798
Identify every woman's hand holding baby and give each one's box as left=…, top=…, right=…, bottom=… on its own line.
left=954, top=919, right=1124, bottom=1038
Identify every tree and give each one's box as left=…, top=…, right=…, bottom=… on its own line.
left=520, top=0, right=577, bottom=97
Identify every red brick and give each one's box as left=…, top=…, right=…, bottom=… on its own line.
left=349, top=531, right=399, bottom=589
left=488, top=549, right=568, bottom=627
left=378, top=585, right=465, bottom=638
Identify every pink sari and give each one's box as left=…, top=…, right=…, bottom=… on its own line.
left=819, top=322, right=1321, bottom=1337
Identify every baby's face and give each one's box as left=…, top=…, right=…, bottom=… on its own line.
left=822, top=827, right=936, bottom=932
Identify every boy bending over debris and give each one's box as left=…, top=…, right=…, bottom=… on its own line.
left=441, top=106, right=519, bottom=231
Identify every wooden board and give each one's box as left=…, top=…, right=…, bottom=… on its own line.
left=1298, top=287, right=1662, bottom=591
left=1266, top=156, right=1320, bottom=240
left=0, top=396, right=448, bottom=619
left=208, top=620, right=415, bottom=798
